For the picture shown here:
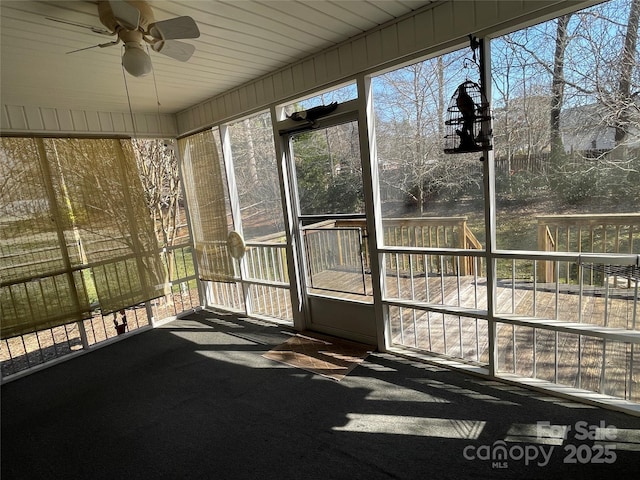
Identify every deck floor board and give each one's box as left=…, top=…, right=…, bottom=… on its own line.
left=309, top=269, right=639, bottom=401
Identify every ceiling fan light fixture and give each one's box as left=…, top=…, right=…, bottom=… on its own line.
left=122, top=43, right=152, bottom=77
left=52, top=1, right=199, bottom=74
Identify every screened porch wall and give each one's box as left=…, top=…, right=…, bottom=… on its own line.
left=180, top=0, right=637, bottom=412
left=0, top=108, right=177, bottom=138
left=4, top=0, right=637, bottom=413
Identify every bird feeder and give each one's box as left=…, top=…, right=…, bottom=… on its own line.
left=444, top=80, right=492, bottom=154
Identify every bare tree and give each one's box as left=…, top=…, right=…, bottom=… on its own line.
left=550, top=14, right=573, bottom=164
left=229, top=112, right=285, bottom=239
left=492, top=32, right=553, bottom=166
left=374, top=50, right=481, bottom=214
left=133, top=139, right=183, bottom=292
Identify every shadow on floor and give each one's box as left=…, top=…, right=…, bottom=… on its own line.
left=2, top=310, right=639, bottom=480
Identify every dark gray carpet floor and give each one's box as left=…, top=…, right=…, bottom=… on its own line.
left=2, top=309, right=640, bottom=480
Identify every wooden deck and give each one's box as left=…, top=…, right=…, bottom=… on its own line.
left=308, top=269, right=639, bottom=402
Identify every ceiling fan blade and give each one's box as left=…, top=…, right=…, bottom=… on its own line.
left=46, top=16, right=113, bottom=36
left=148, top=16, right=200, bottom=40
left=152, top=40, right=196, bottom=62
left=66, top=40, right=120, bottom=54
left=109, top=0, right=140, bottom=31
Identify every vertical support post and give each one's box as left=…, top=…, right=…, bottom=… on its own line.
left=357, top=74, right=388, bottom=352
left=630, top=276, right=638, bottom=399
left=270, top=105, right=307, bottom=331
left=146, top=301, right=155, bottom=326
left=220, top=124, right=252, bottom=316
left=479, top=37, right=498, bottom=377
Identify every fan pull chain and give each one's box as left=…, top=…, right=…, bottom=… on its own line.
left=146, top=43, right=163, bottom=120
left=122, top=54, right=138, bottom=140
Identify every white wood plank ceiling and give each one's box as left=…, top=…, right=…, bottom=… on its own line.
left=0, top=1, right=433, bottom=116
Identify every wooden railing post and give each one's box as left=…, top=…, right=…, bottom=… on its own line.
left=459, top=218, right=468, bottom=275
left=537, top=221, right=554, bottom=283
left=536, top=213, right=640, bottom=285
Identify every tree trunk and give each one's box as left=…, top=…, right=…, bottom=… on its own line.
left=615, top=0, right=640, bottom=147
left=437, top=57, right=445, bottom=140
left=243, top=119, right=259, bottom=184
left=413, top=66, right=426, bottom=214
left=550, top=14, right=572, bottom=166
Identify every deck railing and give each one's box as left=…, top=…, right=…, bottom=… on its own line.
left=380, top=217, right=482, bottom=277
left=1, top=243, right=200, bottom=379
left=537, top=213, right=640, bottom=283
left=202, top=232, right=293, bottom=322
left=304, top=217, right=483, bottom=280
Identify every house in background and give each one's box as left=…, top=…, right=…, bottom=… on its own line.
left=561, top=101, right=640, bottom=155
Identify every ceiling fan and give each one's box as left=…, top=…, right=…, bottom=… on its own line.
left=48, top=1, right=200, bottom=77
